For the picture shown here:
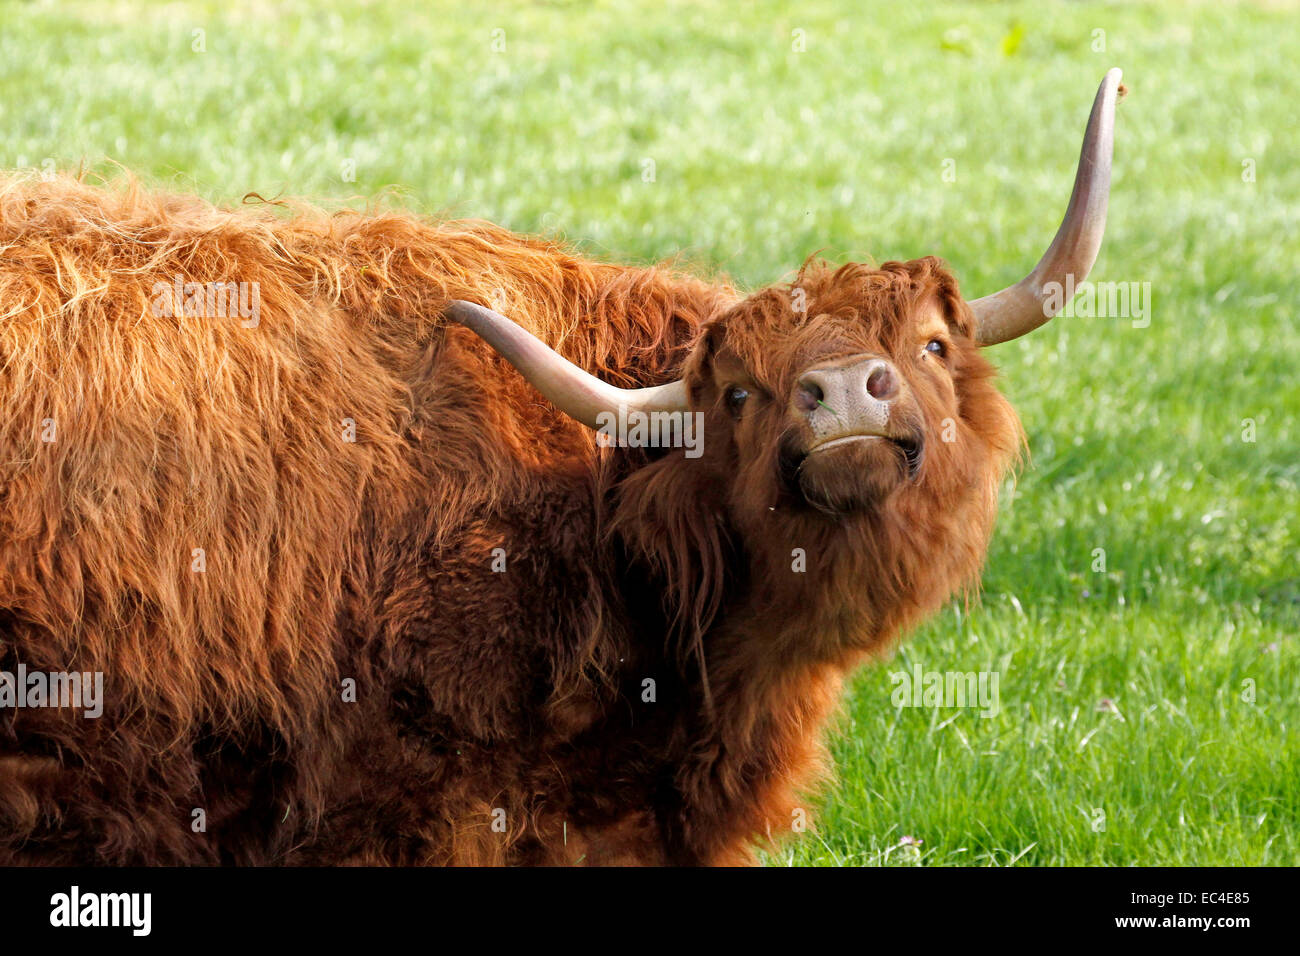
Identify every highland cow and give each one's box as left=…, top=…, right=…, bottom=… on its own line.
left=0, top=71, right=1122, bottom=865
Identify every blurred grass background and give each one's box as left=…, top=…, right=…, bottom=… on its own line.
left=1, top=0, right=1296, bottom=865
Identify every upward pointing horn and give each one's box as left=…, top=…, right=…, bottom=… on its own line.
left=971, top=68, right=1123, bottom=345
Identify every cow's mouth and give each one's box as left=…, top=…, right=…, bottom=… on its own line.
left=894, top=434, right=925, bottom=480
left=781, top=430, right=925, bottom=514
left=805, top=432, right=925, bottom=479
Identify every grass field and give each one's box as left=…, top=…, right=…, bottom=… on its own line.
left=2, top=0, right=1296, bottom=865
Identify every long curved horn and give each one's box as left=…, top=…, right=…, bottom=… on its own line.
left=971, top=68, right=1123, bottom=345
left=445, top=300, right=690, bottom=429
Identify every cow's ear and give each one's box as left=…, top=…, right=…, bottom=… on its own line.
left=949, top=297, right=978, bottom=344
left=682, top=322, right=725, bottom=410
left=915, top=258, right=976, bottom=343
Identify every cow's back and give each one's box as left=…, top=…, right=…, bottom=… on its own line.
left=0, top=174, right=725, bottom=863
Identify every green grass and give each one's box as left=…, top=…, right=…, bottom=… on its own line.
left=2, top=0, right=1296, bottom=865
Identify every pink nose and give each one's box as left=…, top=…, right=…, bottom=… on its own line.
left=794, top=355, right=900, bottom=441
left=796, top=357, right=899, bottom=410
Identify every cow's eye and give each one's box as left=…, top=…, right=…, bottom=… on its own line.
left=726, top=386, right=749, bottom=413
left=924, top=339, right=946, bottom=358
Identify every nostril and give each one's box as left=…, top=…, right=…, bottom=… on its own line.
left=794, top=379, right=824, bottom=413
left=866, top=365, right=896, bottom=400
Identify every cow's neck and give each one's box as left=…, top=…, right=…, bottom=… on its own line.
left=649, top=522, right=893, bottom=863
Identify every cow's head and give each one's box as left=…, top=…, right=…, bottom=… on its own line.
left=444, top=70, right=1120, bottom=621
left=676, top=253, right=1020, bottom=518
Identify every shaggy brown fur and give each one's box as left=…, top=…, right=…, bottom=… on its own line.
left=0, top=173, right=1019, bottom=865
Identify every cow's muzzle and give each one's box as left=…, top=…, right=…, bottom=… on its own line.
left=795, top=355, right=901, bottom=448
